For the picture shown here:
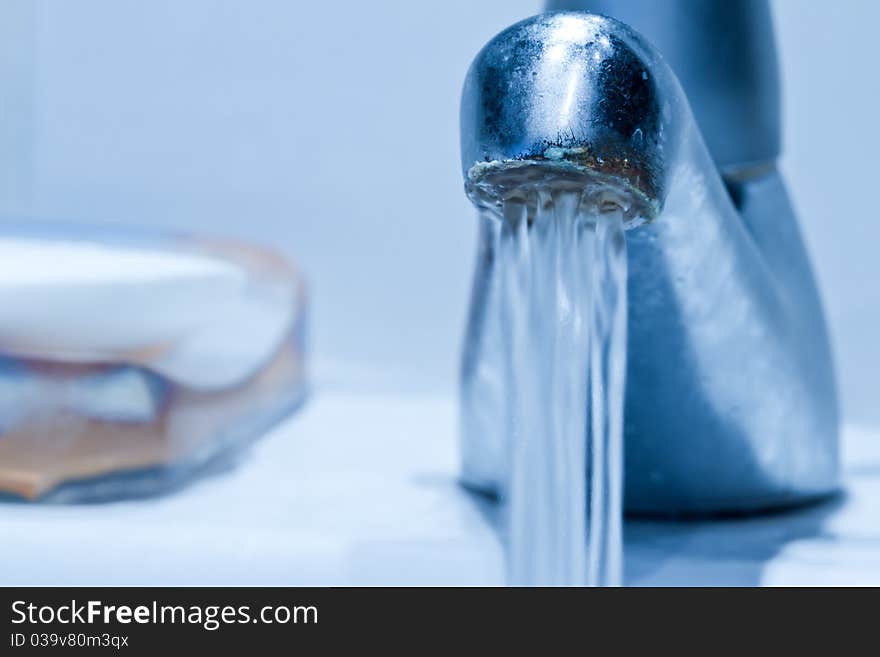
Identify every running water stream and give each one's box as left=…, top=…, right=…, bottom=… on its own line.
left=465, top=169, right=629, bottom=586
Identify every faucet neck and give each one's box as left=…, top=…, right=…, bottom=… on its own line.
left=546, top=0, right=781, bottom=173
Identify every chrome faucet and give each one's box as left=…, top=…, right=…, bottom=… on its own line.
left=459, top=3, right=839, bottom=521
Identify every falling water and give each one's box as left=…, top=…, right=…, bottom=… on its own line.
left=466, top=170, right=629, bottom=586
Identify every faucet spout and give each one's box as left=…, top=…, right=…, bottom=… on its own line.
left=460, top=11, right=839, bottom=520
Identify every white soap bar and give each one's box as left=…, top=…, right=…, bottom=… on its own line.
left=0, top=237, right=246, bottom=356
left=0, top=235, right=299, bottom=390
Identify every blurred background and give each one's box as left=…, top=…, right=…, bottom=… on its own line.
left=0, top=0, right=877, bottom=424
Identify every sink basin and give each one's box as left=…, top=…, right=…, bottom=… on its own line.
left=0, top=386, right=876, bottom=585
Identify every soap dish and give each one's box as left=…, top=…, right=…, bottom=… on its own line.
left=0, top=224, right=307, bottom=502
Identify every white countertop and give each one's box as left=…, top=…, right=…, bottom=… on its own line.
left=2, top=389, right=878, bottom=586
